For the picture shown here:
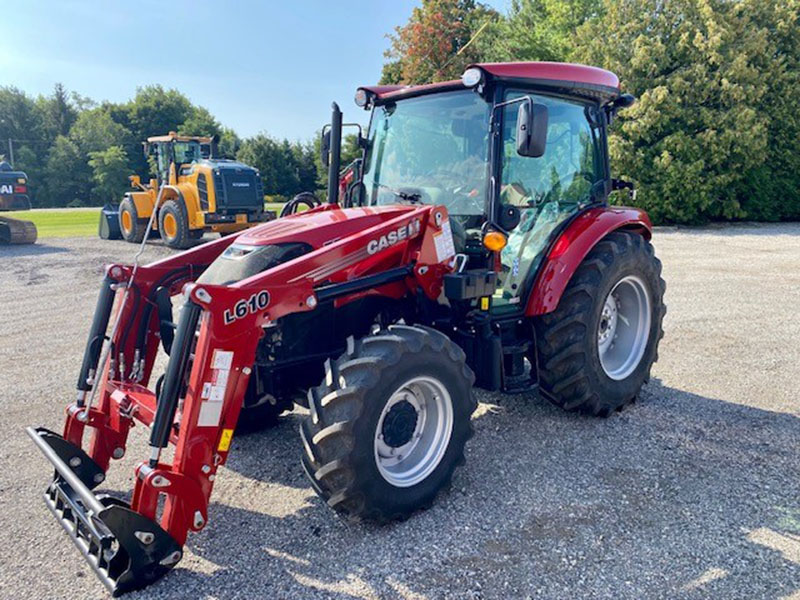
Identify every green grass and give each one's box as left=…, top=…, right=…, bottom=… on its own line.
left=4, top=208, right=101, bottom=238
left=5, top=203, right=288, bottom=238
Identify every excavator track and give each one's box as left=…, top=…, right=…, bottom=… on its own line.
left=0, top=216, right=38, bottom=245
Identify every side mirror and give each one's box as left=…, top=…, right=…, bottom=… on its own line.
left=516, top=102, right=548, bottom=158
left=129, top=175, right=141, bottom=189
left=497, top=204, right=521, bottom=231
left=320, top=130, right=331, bottom=169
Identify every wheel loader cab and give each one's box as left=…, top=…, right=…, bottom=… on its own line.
left=356, top=68, right=612, bottom=316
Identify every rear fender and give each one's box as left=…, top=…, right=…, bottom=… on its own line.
left=524, top=206, right=652, bottom=316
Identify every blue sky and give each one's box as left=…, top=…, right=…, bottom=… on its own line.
left=1, top=0, right=507, bottom=141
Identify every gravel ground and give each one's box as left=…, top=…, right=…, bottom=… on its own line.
left=0, top=224, right=798, bottom=600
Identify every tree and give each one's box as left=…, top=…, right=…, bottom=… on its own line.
left=124, top=86, right=194, bottom=142
left=238, top=134, right=301, bottom=197
left=42, top=136, right=89, bottom=207
left=479, top=0, right=603, bottom=62
left=70, top=108, right=133, bottom=155
left=179, top=106, right=222, bottom=137
left=382, top=0, right=498, bottom=84
left=574, top=0, right=772, bottom=223
left=37, top=83, right=78, bottom=142
left=0, top=87, right=43, bottom=146
left=732, top=0, right=800, bottom=221
left=218, top=127, right=242, bottom=158
left=88, top=145, right=131, bottom=204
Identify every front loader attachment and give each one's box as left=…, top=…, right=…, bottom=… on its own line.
left=26, top=201, right=452, bottom=595
left=27, top=427, right=182, bottom=596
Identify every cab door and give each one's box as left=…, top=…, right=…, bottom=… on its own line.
left=491, top=91, right=606, bottom=314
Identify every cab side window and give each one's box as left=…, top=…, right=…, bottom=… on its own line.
left=493, top=93, right=602, bottom=310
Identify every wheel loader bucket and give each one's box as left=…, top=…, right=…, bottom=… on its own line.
left=27, top=427, right=182, bottom=596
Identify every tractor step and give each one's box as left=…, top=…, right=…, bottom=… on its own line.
left=501, top=341, right=538, bottom=393
left=27, top=427, right=182, bottom=596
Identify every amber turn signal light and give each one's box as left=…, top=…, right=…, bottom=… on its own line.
left=483, top=230, right=507, bottom=251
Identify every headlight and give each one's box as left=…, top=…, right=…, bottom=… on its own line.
left=461, top=67, right=483, bottom=88
left=354, top=88, right=370, bottom=108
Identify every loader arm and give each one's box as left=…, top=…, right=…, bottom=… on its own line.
left=28, top=203, right=454, bottom=596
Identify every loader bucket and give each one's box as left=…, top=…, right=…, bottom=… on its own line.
left=27, top=427, right=182, bottom=596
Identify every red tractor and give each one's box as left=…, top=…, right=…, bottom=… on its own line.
left=28, top=62, right=664, bottom=595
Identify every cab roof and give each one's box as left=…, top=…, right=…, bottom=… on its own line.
left=358, top=62, right=621, bottom=105
left=146, top=132, right=213, bottom=144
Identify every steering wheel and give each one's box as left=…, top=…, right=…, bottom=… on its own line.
left=280, top=192, right=321, bottom=217
left=446, top=185, right=484, bottom=215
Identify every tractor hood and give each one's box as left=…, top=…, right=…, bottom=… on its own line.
left=235, top=205, right=421, bottom=250
left=196, top=205, right=425, bottom=287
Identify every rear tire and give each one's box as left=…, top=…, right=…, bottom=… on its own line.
left=300, top=325, right=476, bottom=522
left=158, top=199, right=192, bottom=249
left=534, top=231, right=665, bottom=416
left=119, top=197, right=146, bottom=243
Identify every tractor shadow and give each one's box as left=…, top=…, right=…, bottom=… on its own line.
left=148, top=381, right=800, bottom=599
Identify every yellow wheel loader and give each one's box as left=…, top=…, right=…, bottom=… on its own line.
left=118, top=133, right=272, bottom=249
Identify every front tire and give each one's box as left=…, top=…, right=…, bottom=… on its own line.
left=119, top=196, right=146, bottom=243
left=534, top=231, right=665, bottom=416
left=300, top=325, right=476, bottom=522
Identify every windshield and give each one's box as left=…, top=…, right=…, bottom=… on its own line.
left=174, top=141, right=202, bottom=164
left=362, top=90, right=490, bottom=216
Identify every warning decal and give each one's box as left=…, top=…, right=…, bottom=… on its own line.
left=197, top=350, right=234, bottom=427
left=433, top=220, right=456, bottom=263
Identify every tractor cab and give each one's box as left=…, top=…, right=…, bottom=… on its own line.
left=145, top=133, right=213, bottom=183
left=344, top=63, right=635, bottom=315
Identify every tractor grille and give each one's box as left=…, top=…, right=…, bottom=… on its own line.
left=213, top=168, right=262, bottom=213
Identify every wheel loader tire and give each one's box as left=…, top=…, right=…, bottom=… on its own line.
left=236, top=373, right=294, bottom=434
left=300, top=324, right=477, bottom=523
left=158, top=199, right=191, bottom=249
left=534, top=231, right=665, bottom=416
left=119, top=197, right=146, bottom=243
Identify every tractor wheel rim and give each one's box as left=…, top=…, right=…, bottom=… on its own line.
left=121, top=210, right=133, bottom=233
left=374, top=376, right=453, bottom=488
left=597, top=274, right=652, bottom=380
left=163, top=213, right=177, bottom=239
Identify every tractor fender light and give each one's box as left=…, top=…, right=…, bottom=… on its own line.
left=462, top=67, right=483, bottom=88
left=483, top=230, right=507, bottom=252
left=354, top=89, right=370, bottom=108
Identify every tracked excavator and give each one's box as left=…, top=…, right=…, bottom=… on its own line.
left=0, top=160, right=37, bottom=245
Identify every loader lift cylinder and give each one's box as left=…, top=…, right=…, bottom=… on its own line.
left=326, top=102, right=343, bottom=204
left=148, top=299, right=202, bottom=466
left=76, top=275, right=116, bottom=398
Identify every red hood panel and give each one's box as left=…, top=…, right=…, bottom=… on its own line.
left=236, top=205, right=419, bottom=248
